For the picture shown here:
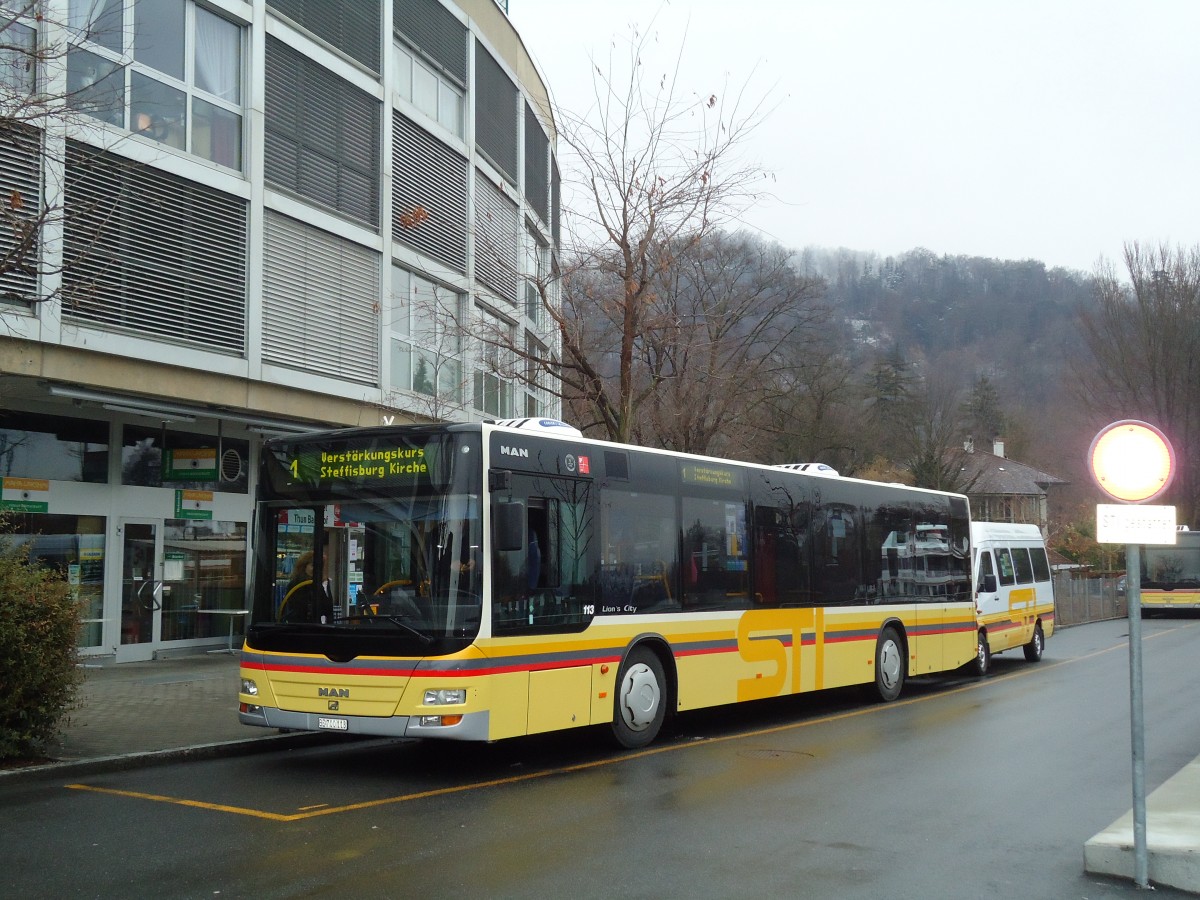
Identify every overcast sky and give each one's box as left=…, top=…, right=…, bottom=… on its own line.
left=507, top=0, right=1200, bottom=274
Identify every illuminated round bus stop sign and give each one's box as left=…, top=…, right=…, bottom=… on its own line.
left=1088, top=419, right=1176, bottom=504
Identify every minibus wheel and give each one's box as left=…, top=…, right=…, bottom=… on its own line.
left=612, top=647, right=666, bottom=748
left=1023, top=623, right=1045, bottom=662
left=973, top=630, right=991, bottom=676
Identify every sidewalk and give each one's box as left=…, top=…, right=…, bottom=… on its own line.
left=1, top=650, right=334, bottom=782
left=1086, top=757, right=1200, bottom=894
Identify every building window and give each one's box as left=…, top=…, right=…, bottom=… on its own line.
left=473, top=305, right=514, bottom=417
left=0, top=9, right=35, bottom=94
left=392, top=115, right=467, bottom=272
left=160, top=519, right=248, bottom=642
left=0, top=410, right=109, bottom=483
left=62, top=140, right=249, bottom=354
left=66, top=45, right=124, bottom=126
left=68, top=0, right=123, bottom=54
left=523, top=331, right=545, bottom=418
left=267, top=0, right=381, bottom=73
left=474, top=41, right=517, bottom=182
left=524, top=101, right=549, bottom=224
left=121, top=424, right=249, bottom=494
left=265, top=35, right=380, bottom=227
left=66, top=0, right=245, bottom=170
left=394, top=42, right=463, bottom=137
left=393, top=0, right=466, bottom=84
left=0, top=125, right=41, bottom=306
left=5, top=513, right=107, bottom=648
left=525, top=224, right=547, bottom=325
left=390, top=264, right=463, bottom=403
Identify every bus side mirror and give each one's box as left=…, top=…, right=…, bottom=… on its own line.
left=979, top=574, right=997, bottom=594
left=494, top=501, right=525, bottom=553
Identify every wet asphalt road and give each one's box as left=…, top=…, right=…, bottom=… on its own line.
left=4, top=616, right=1200, bottom=899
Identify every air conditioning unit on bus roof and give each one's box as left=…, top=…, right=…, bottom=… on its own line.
left=491, top=417, right=583, bottom=437
left=773, top=462, right=840, bottom=477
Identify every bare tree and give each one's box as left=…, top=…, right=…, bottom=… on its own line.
left=757, top=322, right=867, bottom=472
left=899, top=372, right=975, bottom=492
left=478, top=19, right=778, bottom=443
left=632, top=231, right=826, bottom=456
left=1076, top=241, right=1200, bottom=525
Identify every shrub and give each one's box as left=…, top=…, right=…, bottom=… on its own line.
left=0, top=532, right=83, bottom=760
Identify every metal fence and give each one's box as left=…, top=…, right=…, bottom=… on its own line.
left=1052, top=574, right=1127, bottom=627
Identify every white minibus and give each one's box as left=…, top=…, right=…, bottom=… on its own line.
left=970, top=522, right=1055, bottom=674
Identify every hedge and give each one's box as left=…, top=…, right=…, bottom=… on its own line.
left=0, top=532, right=83, bottom=760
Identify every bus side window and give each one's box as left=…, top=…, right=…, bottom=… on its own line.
left=681, top=497, right=748, bottom=610
left=1012, top=547, right=1034, bottom=584
left=995, top=548, right=1016, bottom=586
left=753, top=506, right=809, bottom=607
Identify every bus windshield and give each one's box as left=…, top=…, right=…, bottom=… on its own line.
left=248, top=430, right=482, bottom=649
left=1142, top=537, right=1200, bottom=589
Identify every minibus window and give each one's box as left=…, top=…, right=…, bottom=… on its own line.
left=1012, top=547, right=1034, bottom=584
left=1030, top=547, right=1051, bottom=582
left=978, top=550, right=995, bottom=586
left=995, top=548, right=1016, bottom=586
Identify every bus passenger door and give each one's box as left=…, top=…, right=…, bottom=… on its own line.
left=492, top=473, right=596, bottom=633
left=491, top=473, right=598, bottom=734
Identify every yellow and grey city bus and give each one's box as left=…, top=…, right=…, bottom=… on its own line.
left=238, top=419, right=977, bottom=748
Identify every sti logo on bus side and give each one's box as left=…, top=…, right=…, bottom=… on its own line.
left=318, top=688, right=350, bottom=698
left=500, top=445, right=529, bottom=458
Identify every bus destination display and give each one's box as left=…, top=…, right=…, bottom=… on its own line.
left=289, top=443, right=438, bottom=488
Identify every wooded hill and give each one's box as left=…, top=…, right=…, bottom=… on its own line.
left=792, top=245, right=1099, bottom=506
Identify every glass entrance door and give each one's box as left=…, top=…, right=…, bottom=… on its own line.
left=118, top=520, right=162, bottom=661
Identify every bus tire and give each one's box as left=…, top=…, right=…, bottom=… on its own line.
left=1023, top=622, right=1045, bottom=662
left=872, top=626, right=905, bottom=702
left=612, top=646, right=667, bottom=749
left=973, top=630, right=991, bottom=676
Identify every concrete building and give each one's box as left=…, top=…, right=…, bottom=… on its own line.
left=0, top=0, right=559, bottom=660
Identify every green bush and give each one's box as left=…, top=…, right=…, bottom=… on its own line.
left=0, top=533, right=83, bottom=760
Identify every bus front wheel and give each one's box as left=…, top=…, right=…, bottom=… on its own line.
left=1023, top=622, right=1045, bottom=662
left=872, top=627, right=906, bottom=702
left=612, top=647, right=667, bottom=749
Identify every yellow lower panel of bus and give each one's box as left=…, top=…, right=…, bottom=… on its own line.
left=1144, top=590, right=1200, bottom=610
left=528, top=667, right=592, bottom=734
left=246, top=605, right=975, bottom=740
left=243, top=647, right=485, bottom=720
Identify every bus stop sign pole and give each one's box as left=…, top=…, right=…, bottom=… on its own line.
left=1088, top=419, right=1177, bottom=891
left=1126, top=543, right=1147, bottom=889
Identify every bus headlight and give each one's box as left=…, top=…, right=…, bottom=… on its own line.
left=241, top=678, right=258, bottom=696
left=423, top=688, right=466, bottom=705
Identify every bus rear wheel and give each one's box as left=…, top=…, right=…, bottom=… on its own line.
left=872, top=627, right=905, bottom=702
left=1023, top=622, right=1045, bottom=662
left=973, top=630, right=991, bottom=676
left=612, top=647, right=666, bottom=749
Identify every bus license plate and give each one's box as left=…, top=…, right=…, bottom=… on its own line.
left=318, top=717, right=348, bottom=731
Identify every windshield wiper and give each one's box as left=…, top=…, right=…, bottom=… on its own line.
left=339, top=614, right=433, bottom=645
